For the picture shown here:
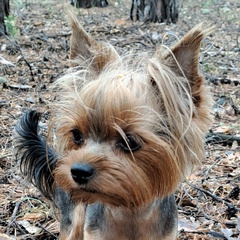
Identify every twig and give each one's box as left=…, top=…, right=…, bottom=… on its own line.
left=3, top=35, right=35, bottom=80
left=120, top=41, right=149, bottom=48
left=180, top=185, right=218, bottom=223
left=38, top=32, right=71, bottom=38
left=204, top=156, right=223, bottom=179
left=205, top=131, right=240, bottom=146
left=180, top=230, right=228, bottom=240
left=0, top=155, right=12, bottom=160
left=186, top=180, right=240, bottom=212
left=36, top=223, right=58, bottom=239
left=6, top=199, right=23, bottom=235
left=6, top=197, right=49, bottom=236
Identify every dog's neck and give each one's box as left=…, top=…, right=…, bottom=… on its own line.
left=84, top=196, right=177, bottom=240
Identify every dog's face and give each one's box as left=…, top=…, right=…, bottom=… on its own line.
left=54, top=70, right=182, bottom=207
left=53, top=15, right=213, bottom=208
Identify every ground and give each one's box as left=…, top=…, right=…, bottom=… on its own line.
left=0, top=0, right=239, bottom=239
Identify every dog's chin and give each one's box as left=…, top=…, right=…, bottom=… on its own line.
left=79, top=187, right=98, bottom=194
left=70, top=187, right=148, bottom=208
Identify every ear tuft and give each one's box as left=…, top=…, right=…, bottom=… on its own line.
left=156, top=23, right=214, bottom=107
left=66, top=8, right=120, bottom=73
left=167, top=23, right=214, bottom=78
left=66, top=10, right=95, bottom=61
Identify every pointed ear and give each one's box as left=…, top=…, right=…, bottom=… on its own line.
left=67, top=10, right=120, bottom=73
left=160, top=23, right=214, bottom=106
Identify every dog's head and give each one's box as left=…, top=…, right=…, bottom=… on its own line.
left=52, top=17, right=211, bottom=207
left=51, top=14, right=213, bottom=208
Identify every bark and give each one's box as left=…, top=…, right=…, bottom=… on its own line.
left=0, top=0, right=10, bottom=35
left=130, top=0, right=179, bottom=24
left=71, top=0, right=108, bottom=8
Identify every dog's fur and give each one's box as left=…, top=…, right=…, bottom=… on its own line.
left=15, top=12, right=213, bottom=240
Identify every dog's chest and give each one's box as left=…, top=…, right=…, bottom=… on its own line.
left=84, top=215, right=159, bottom=240
left=83, top=199, right=177, bottom=240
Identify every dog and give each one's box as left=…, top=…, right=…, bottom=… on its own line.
left=15, top=13, right=213, bottom=240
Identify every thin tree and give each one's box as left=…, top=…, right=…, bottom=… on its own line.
left=130, top=0, right=179, bottom=24
left=71, top=0, right=108, bottom=8
left=0, top=0, right=10, bottom=35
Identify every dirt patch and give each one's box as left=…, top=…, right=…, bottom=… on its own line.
left=0, top=0, right=239, bottom=239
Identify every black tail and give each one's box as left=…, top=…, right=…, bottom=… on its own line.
left=15, top=110, right=57, bottom=201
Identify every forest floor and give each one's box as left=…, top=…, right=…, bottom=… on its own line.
left=0, top=0, right=239, bottom=239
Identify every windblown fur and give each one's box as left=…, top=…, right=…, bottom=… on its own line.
left=15, top=11, right=214, bottom=240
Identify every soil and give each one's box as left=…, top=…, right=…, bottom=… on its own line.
left=0, top=0, right=239, bottom=239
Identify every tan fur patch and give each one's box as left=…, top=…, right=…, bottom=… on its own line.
left=50, top=11, right=213, bottom=240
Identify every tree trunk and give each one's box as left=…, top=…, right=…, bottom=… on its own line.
left=0, top=0, right=10, bottom=35
left=130, top=0, right=179, bottom=24
left=71, top=0, right=108, bottom=8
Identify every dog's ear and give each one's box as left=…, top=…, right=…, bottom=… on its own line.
left=15, top=111, right=57, bottom=201
left=67, top=11, right=120, bottom=73
left=151, top=23, right=214, bottom=107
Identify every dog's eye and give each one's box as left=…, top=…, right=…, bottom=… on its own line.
left=117, top=134, right=141, bottom=153
left=72, top=129, right=84, bottom=145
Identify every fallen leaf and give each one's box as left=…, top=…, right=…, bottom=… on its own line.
left=17, top=220, right=42, bottom=234
left=237, top=216, right=240, bottom=231
left=115, top=19, right=125, bottom=25
left=18, top=212, right=45, bottom=221
left=178, top=217, right=200, bottom=232
left=221, top=228, right=233, bottom=240
left=0, top=56, right=14, bottom=66
left=0, top=233, right=10, bottom=240
left=8, top=84, right=32, bottom=90
left=215, top=126, right=230, bottom=134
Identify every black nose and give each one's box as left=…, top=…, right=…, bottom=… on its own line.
left=71, top=163, right=95, bottom=184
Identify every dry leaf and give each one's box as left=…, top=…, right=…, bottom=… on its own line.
left=0, top=233, right=10, bottom=240
left=18, top=212, right=45, bottom=222
left=17, top=220, right=42, bottom=234
left=178, top=217, right=200, bottom=232
left=115, top=19, right=125, bottom=25
left=215, top=126, right=231, bottom=134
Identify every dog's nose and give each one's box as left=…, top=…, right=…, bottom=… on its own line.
left=71, top=163, right=95, bottom=184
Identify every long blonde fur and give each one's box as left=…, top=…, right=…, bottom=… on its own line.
left=50, top=15, right=213, bottom=203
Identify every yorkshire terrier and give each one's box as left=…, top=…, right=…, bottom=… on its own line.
left=15, top=12, right=213, bottom=240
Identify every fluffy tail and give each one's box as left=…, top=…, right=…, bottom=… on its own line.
left=15, top=110, right=57, bottom=201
